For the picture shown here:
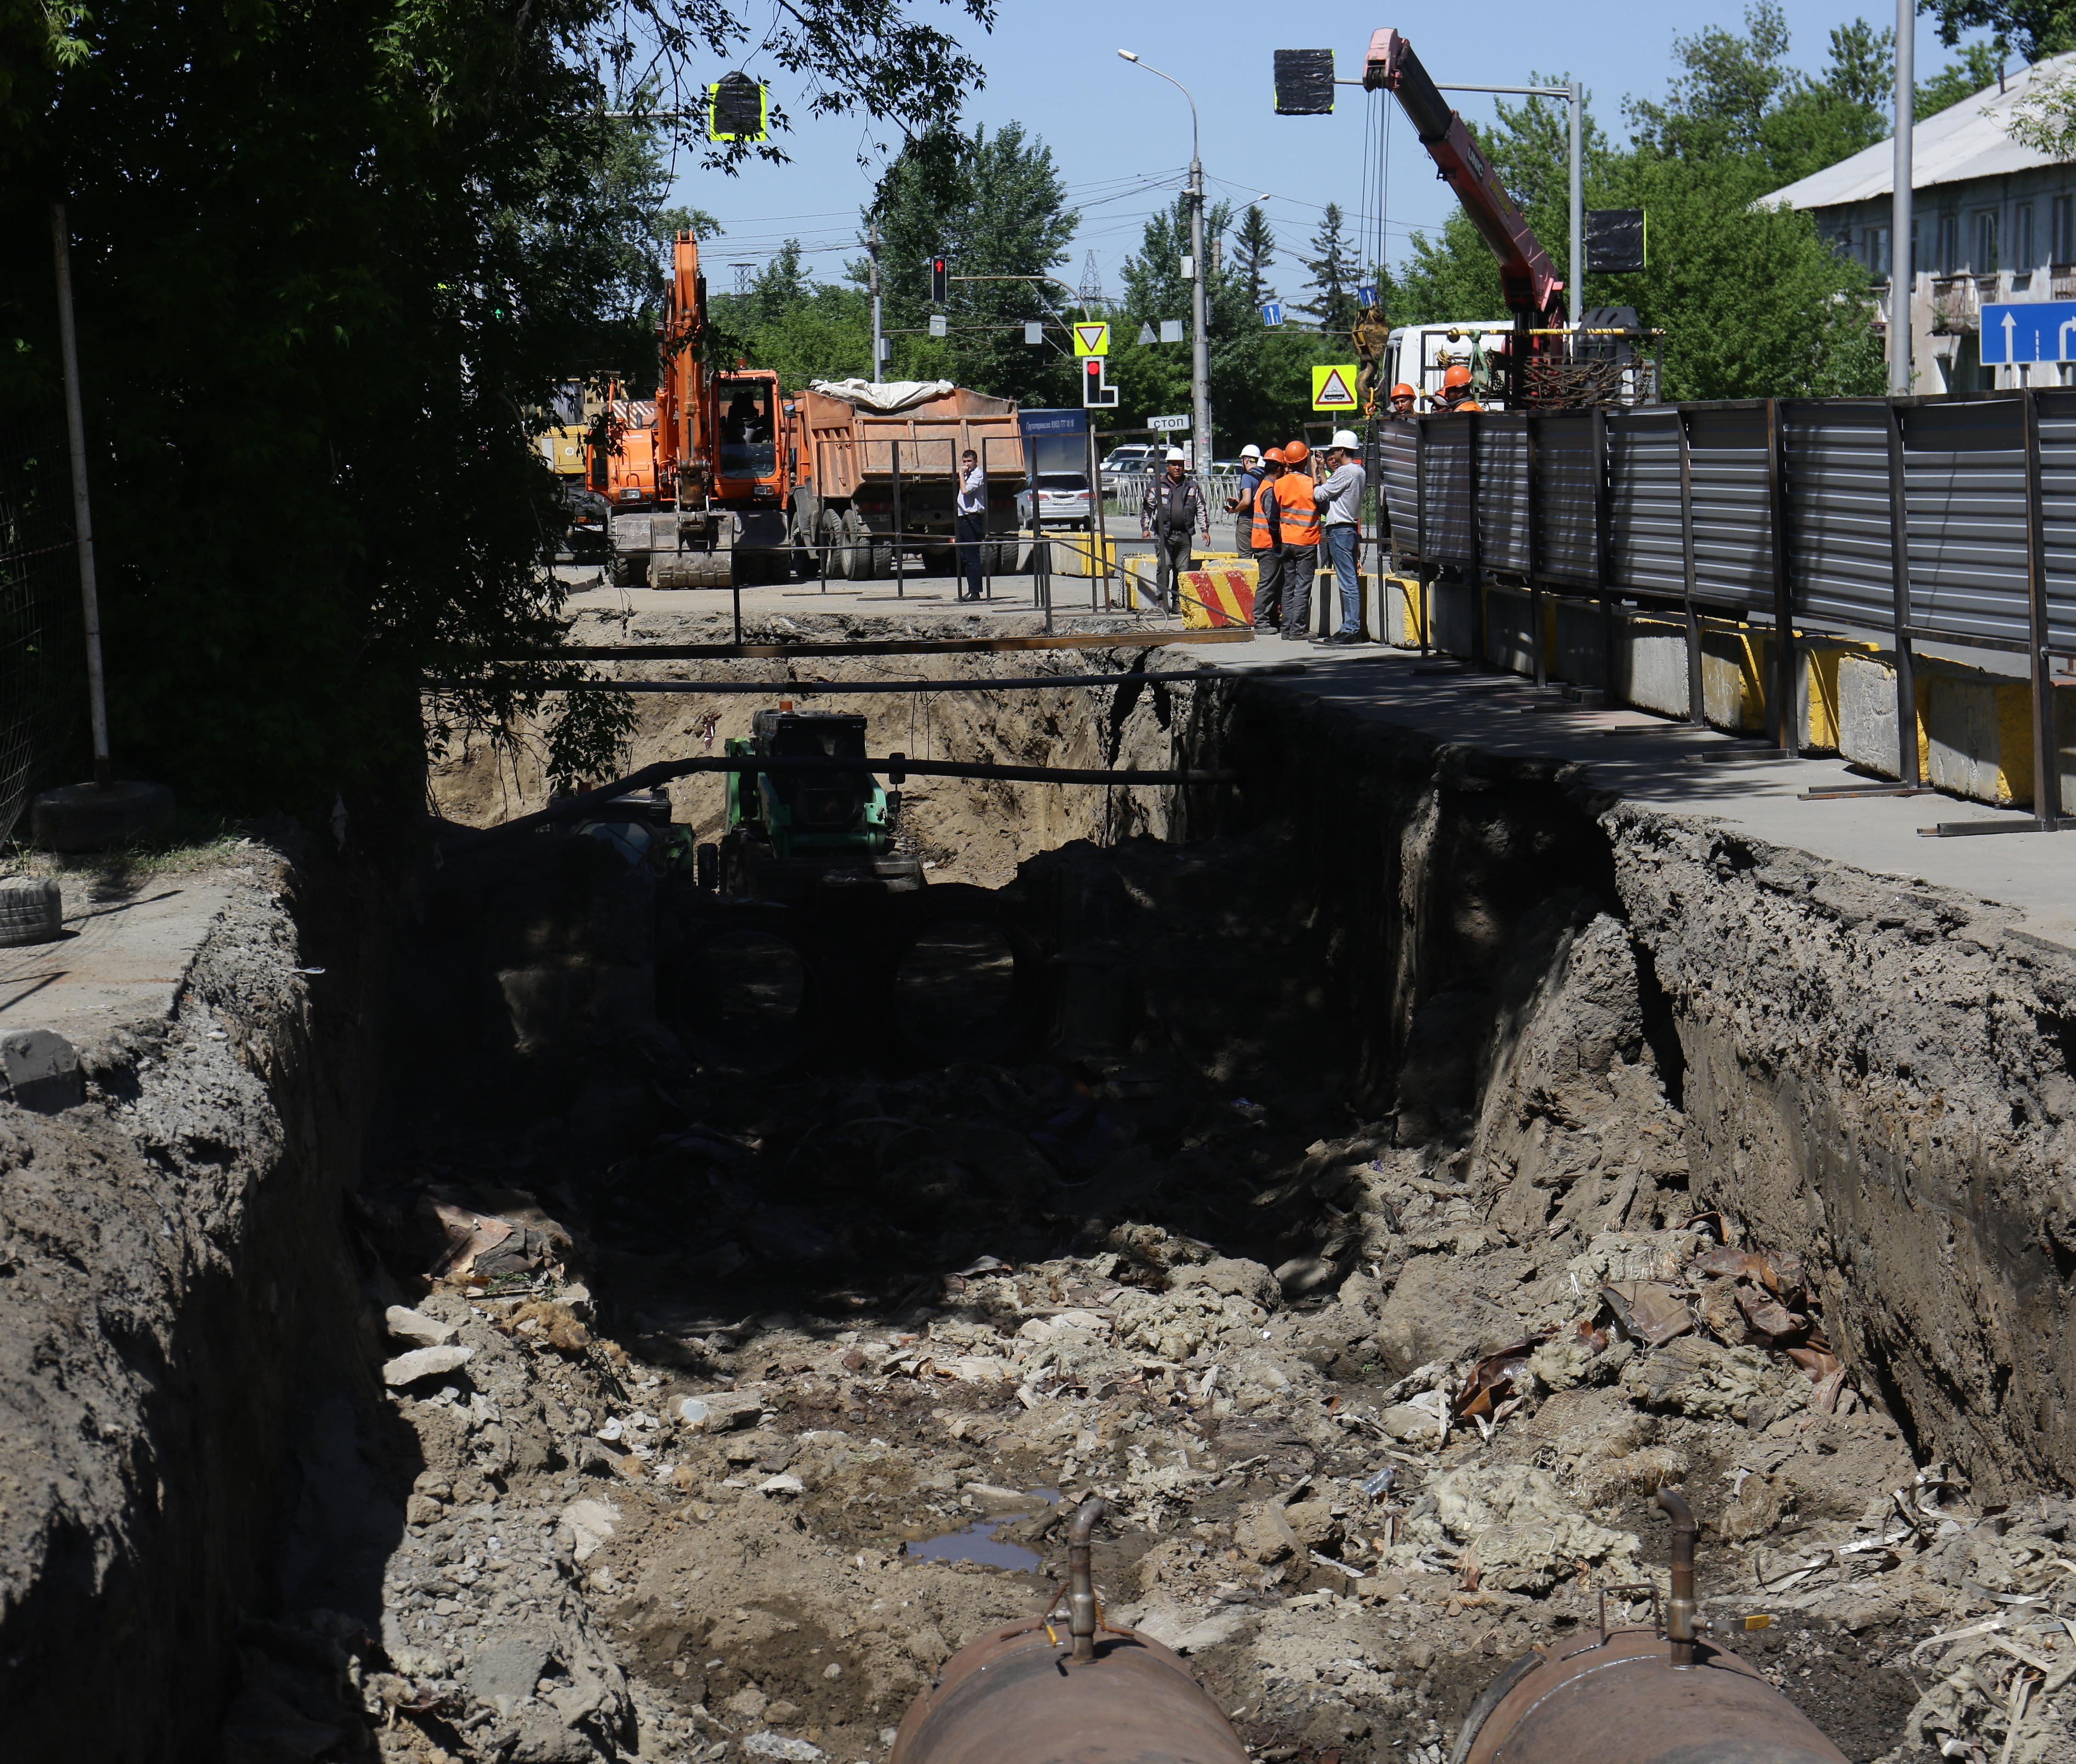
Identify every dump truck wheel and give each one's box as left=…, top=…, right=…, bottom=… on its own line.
left=868, top=539, right=895, bottom=579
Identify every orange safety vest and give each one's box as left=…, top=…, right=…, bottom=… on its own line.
left=1275, top=472, right=1321, bottom=547
left=1250, top=475, right=1282, bottom=550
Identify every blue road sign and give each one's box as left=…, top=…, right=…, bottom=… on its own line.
left=1261, top=300, right=1286, bottom=327
left=1357, top=282, right=1379, bottom=306
left=1981, top=300, right=2076, bottom=364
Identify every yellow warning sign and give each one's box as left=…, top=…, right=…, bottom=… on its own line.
left=1311, top=364, right=1359, bottom=411
left=1072, top=322, right=1111, bottom=357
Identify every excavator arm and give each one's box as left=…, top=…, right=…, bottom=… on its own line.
left=1361, top=29, right=1565, bottom=332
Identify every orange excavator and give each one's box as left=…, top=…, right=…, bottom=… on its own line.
left=602, top=233, right=798, bottom=588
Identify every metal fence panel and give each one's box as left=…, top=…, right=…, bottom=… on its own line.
left=1782, top=401, right=1895, bottom=633
left=1423, top=421, right=1474, bottom=564
left=1606, top=409, right=1685, bottom=597
left=1531, top=413, right=1597, bottom=584
left=1379, top=419, right=1421, bottom=560
left=1475, top=415, right=1531, bottom=575
left=2033, top=388, right=2076, bottom=653
left=1901, top=399, right=2031, bottom=647
left=1685, top=404, right=1774, bottom=613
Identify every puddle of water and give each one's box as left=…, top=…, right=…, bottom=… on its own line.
left=905, top=1489, right=1059, bottom=1571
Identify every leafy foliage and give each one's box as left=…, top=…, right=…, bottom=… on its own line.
left=1919, top=0, right=2076, bottom=59
left=1294, top=204, right=1364, bottom=334
left=865, top=122, right=1080, bottom=406
left=1233, top=206, right=1279, bottom=308
left=1917, top=43, right=2013, bottom=118
left=0, top=0, right=990, bottom=813
left=1391, top=5, right=1886, bottom=401
left=709, top=242, right=874, bottom=386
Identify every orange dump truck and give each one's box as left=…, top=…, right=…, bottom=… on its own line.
left=787, top=381, right=1027, bottom=580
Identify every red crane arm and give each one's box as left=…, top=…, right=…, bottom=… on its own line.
left=1361, top=28, right=1564, bottom=328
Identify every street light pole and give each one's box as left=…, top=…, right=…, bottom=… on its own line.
left=868, top=222, right=885, bottom=381
left=1567, top=82, right=1583, bottom=357
left=1120, top=51, right=1212, bottom=472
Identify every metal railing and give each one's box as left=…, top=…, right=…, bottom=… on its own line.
left=1381, top=389, right=2076, bottom=832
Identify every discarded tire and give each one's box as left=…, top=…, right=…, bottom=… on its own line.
left=0, top=878, right=63, bottom=946
left=29, top=780, right=176, bottom=854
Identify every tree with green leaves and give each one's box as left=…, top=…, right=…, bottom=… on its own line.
left=1918, top=0, right=2076, bottom=59
left=1234, top=206, right=1278, bottom=308
left=1917, top=43, right=2011, bottom=117
left=1295, top=204, right=1362, bottom=333
left=863, top=122, right=1078, bottom=405
left=0, top=0, right=991, bottom=809
left=1392, top=7, right=1885, bottom=401
left=711, top=243, right=874, bottom=385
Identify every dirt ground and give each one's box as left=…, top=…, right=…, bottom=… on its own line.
left=218, top=825, right=2076, bottom=1764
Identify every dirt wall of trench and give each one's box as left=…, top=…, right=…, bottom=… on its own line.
left=0, top=838, right=392, bottom=1764
left=1201, top=683, right=2076, bottom=1499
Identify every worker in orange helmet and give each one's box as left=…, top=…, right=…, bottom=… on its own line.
left=1388, top=382, right=1417, bottom=418
left=1437, top=363, right=1482, bottom=413
left=1271, top=440, right=1321, bottom=640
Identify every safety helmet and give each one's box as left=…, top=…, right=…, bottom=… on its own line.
left=1443, top=364, right=1474, bottom=390
left=1164, top=447, right=1188, bottom=463
left=1331, top=430, right=1360, bottom=451
left=1282, top=440, right=1310, bottom=466
left=1390, top=382, right=1417, bottom=400
left=1262, top=447, right=1288, bottom=464
left=1239, top=444, right=1263, bottom=460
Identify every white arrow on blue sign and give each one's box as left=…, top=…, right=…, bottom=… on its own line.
left=1357, top=283, right=1379, bottom=306
left=1261, top=300, right=1285, bottom=327
left=1981, top=300, right=2076, bottom=363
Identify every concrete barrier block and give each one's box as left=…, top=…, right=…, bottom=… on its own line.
left=1553, top=598, right=1607, bottom=689
left=1836, top=651, right=1902, bottom=776
left=1700, top=624, right=1766, bottom=732
left=2057, top=682, right=2076, bottom=815
left=1614, top=613, right=1691, bottom=719
left=1924, top=668, right=2007, bottom=803
left=1429, top=578, right=1476, bottom=658
left=1483, top=584, right=1536, bottom=675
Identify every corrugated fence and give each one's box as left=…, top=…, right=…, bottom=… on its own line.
left=1375, top=389, right=2076, bottom=821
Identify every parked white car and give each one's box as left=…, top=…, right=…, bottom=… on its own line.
left=1017, top=472, right=1093, bottom=526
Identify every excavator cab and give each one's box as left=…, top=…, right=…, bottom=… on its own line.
left=715, top=374, right=784, bottom=492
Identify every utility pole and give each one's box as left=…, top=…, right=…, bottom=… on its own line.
left=1891, top=0, right=1914, bottom=394
left=868, top=222, right=884, bottom=382
left=50, top=204, right=113, bottom=790
left=1567, top=82, right=1583, bottom=358
left=1119, top=51, right=1212, bottom=469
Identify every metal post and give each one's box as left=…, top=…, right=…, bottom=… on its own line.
left=2025, top=390, right=2061, bottom=827
left=1887, top=402, right=1921, bottom=782
left=869, top=223, right=884, bottom=382
left=732, top=577, right=743, bottom=646
left=1527, top=414, right=1546, bottom=687
left=1766, top=399, right=1797, bottom=755
left=1678, top=412, right=1704, bottom=725
left=1890, top=0, right=1914, bottom=396
left=1089, top=428, right=1112, bottom=613
left=1568, top=83, right=1584, bottom=362
left=50, top=204, right=114, bottom=790
left=891, top=440, right=903, bottom=599
left=1415, top=416, right=1430, bottom=658
left=1188, top=168, right=1212, bottom=487
left=1593, top=406, right=1614, bottom=698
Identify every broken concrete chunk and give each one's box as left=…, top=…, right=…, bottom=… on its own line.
left=1169, top=1256, right=1281, bottom=1311
left=469, top=1634, right=552, bottom=1712
left=757, top=1473, right=805, bottom=1496
left=381, top=1344, right=475, bottom=1386
left=1282, top=1500, right=1343, bottom=1552
left=560, top=1496, right=618, bottom=1562
left=682, top=1390, right=765, bottom=1432
left=384, top=1305, right=456, bottom=1348
left=743, top=1736, right=823, bottom=1762
left=0, top=1029, right=82, bottom=1114
left=1236, top=1500, right=1301, bottom=1564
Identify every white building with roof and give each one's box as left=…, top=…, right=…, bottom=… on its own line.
left=1763, top=50, right=2076, bottom=392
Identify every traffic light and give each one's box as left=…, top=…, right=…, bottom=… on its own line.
left=1082, top=356, right=1118, bottom=409
left=928, top=256, right=949, bottom=304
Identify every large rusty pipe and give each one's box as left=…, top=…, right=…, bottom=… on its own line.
left=887, top=1496, right=1250, bottom=1764
left=1651, top=1485, right=1697, bottom=1667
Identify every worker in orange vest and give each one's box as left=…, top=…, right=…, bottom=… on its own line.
left=1249, top=448, right=1288, bottom=631
left=1437, top=363, right=1483, bottom=414
left=1270, top=440, right=1321, bottom=640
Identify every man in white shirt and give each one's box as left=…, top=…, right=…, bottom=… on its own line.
left=955, top=449, right=987, bottom=602
left=1314, top=430, right=1368, bottom=645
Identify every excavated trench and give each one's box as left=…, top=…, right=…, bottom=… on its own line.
left=4, top=635, right=2074, bottom=1764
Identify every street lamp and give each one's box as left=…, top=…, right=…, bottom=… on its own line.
left=1118, top=50, right=1211, bottom=475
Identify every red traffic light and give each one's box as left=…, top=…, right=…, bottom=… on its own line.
left=929, top=256, right=949, bottom=304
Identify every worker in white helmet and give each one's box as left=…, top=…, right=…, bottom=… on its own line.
left=1225, top=444, right=1265, bottom=557
left=1314, top=429, right=1368, bottom=645
left=1140, top=446, right=1206, bottom=614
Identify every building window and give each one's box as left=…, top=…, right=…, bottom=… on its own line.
left=1974, top=209, right=1999, bottom=273
left=2055, top=194, right=2075, bottom=265
left=1938, top=212, right=1959, bottom=274
left=1872, top=226, right=1892, bottom=278
left=2015, top=203, right=2036, bottom=272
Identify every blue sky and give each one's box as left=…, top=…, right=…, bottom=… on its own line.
left=665, top=1, right=1997, bottom=304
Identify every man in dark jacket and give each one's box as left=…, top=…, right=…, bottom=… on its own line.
left=1139, top=447, right=1206, bottom=613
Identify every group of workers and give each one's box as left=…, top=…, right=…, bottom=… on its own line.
left=1133, top=364, right=1481, bottom=635
left=1137, top=431, right=1368, bottom=644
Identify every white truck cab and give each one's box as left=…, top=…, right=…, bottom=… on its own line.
left=1384, top=321, right=1517, bottom=411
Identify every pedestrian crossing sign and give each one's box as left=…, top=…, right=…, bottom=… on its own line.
left=1072, top=322, right=1111, bottom=357
left=1311, top=364, right=1359, bottom=410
